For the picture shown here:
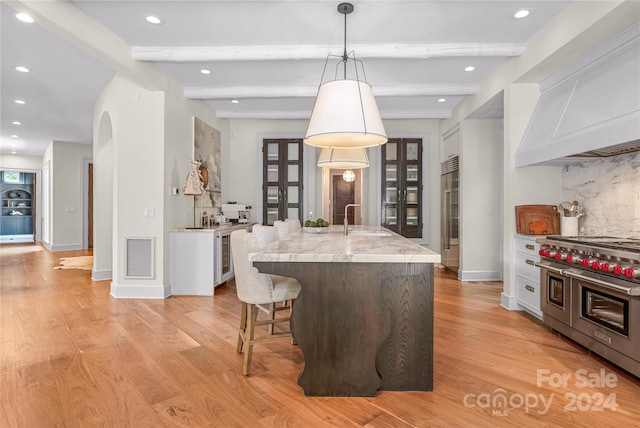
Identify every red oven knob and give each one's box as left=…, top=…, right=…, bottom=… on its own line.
left=600, top=263, right=611, bottom=273
left=566, top=255, right=573, bottom=263
left=612, top=265, right=623, bottom=275
left=581, top=259, right=591, bottom=267
left=554, top=252, right=564, bottom=260
left=623, top=267, right=638, bottom=278
left=539, top=249, right=546, bottom=257
left=591, top=260, right=601, bottom=270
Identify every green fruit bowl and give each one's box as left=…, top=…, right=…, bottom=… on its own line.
left=303, top=226, right=329, bottom=234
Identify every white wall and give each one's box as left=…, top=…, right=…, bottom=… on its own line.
left=94, top=74, right=167, bottom=297
left=41, top=141, right=92, bottom=251
left=459, top=119, right=502, bottom=281
left=162, top=78, right=229, bottom=281
left=93, top=73, right=225, bottom=298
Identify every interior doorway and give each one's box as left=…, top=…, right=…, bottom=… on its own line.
left=332, top=175, right=354, bottom=225
left=321, top=168, right=363, bottom=225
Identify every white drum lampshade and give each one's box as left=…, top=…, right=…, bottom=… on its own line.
left=304, top=80, right=387, bottom=149
left=317, top=147, right=369, bottom=169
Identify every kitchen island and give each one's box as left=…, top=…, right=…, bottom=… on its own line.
left=250, top=225, right=440, bottom=397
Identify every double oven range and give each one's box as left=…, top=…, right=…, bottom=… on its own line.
left=536, top=236, right=639, bottom=378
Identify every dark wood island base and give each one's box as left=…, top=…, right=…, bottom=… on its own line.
left=254, top=261, right=434, bottom=397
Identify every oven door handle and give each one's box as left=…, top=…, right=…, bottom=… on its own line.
left=563, top=270, right=640, bottom=296
left=535, top=261, right=565, bottom=275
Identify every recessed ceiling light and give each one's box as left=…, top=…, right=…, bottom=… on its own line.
left=16, top=13, right=34, bottom=23
left=11, top=135, right=19, bottom=138
left=200, top=69, right=211, bottom=75
left=145, top=15, right=163, bottom=25
left=230, top=99, right=240, bottom=104
left=14, top=100, right=26, bottom=105
left=11, top=150, right=17, bottom=154
left=12, top=121, right=22, bottom=125
left=513, top=9, right=531, bottom=19
left=437, top=98, right=446, bottom=103
left=15, top=66, right=29, bottom=73
left=464, top=66, right=476, bottom=72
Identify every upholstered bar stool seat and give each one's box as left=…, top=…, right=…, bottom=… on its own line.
left=251, top=224, right=293, bottom=334
left=272, top=220, right=290, bottom=239
left=230, top=229, right=301, bottom=375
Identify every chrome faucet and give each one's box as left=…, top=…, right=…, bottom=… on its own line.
left=344, top=204, right=362, bottom=235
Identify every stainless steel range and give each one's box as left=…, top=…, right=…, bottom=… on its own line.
left=536, top=236, right=640, bottom=378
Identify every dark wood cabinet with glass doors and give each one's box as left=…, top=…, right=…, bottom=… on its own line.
left=381, top=138, right=422, bottom=238
left=262, top=139, right=303, bottom=225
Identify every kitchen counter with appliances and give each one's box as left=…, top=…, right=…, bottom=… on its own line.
left=536, top=235, right=640, bottom=377
left=170, top=223, right=251, bottom=295
left=250, top=225, right=440, bottom=396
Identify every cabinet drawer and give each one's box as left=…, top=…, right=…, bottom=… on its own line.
left=516, top=276, right=541, bottom=315
left=515, top=238, right=540, bottom=256
left=515, top=253, right=539, bottom=280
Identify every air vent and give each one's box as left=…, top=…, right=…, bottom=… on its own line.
left=441, top=156, right=459, bottom=175
left=124, top=237, right=154, bottom=279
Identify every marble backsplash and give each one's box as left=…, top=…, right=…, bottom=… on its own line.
left=562, top=151, right=640, bottom=238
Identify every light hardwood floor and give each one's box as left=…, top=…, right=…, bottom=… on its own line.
left=1, top=243, right=638, bottom=427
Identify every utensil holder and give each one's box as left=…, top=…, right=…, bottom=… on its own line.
left=561, top=217, right=578, bottom=236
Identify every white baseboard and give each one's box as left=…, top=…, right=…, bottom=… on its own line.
left=458, top=270, right=502, bottom=282
left=92, top=269, right=112, bottom=282
left=110, top=282, right=171, bottom=299
left=501, top=292, right=519, bottom=310
left=49, top=243, right=83, bottom=252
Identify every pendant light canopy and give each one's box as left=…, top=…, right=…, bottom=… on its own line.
left=317, top=147, right=369, bottom=169
left=304, top=3, right=387, bottom=149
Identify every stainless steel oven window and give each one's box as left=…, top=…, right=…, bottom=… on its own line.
left=548, top=274, right=565, bottom=307
left=581, top=287, right=629, bottom=337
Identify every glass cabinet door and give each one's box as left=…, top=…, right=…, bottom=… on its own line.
left=381, top=138, right=422, bottom=238
left=262, top=139, right=303, bottom=225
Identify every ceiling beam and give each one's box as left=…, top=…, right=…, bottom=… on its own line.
left=132, top=43, right=524, bottom=62
left=185, top=84, right=479, bottom=100
left=213, top=109, right=451, bottom=120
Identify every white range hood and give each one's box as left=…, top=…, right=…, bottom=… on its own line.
left=516, top=24, right=640, bottom=167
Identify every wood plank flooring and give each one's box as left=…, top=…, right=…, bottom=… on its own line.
left=1, top=243, right=638, bottom=427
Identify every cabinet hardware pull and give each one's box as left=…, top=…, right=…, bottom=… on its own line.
left=525, top=244, right=535, bottom=250
left=525, top=259, right=535, bottom=266
left=525, top=285, right=535, bottom=293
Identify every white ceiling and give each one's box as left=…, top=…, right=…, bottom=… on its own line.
left=1, top=0, right=571, bottom=156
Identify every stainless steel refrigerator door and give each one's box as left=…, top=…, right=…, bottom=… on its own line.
left=440, top=171, right=459, bottom=272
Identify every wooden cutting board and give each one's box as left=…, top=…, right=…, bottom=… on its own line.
left=515, top=205, right=560, bottom=235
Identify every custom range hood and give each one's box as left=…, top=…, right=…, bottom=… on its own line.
left=516, top=24, right=640, bottom=167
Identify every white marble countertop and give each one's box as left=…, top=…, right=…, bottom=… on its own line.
left=250, top=225, right=441, bottom=264
left=171, top=223, right=251, bottom=233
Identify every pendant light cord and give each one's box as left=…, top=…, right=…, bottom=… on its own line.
left=342, top=7, right=348, bottom=79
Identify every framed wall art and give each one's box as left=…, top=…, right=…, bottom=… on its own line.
left=193, top=117, right=221, bottom=208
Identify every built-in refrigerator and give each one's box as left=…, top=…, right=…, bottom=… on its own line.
left=440, top=157, right=459, bottom=273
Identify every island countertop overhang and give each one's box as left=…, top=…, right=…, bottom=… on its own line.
left=249, top=225, right=441, bottom=264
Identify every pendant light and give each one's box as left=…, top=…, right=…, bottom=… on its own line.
left=317, top=147, right=369, bottom=169
left=304, top=3, right=387, bottom=149
left=342, top=170, right=356, bottom=182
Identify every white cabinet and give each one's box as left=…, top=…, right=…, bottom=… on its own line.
left=170, top=225, right=248, bottom=296
left=514, top=234, right=542, bottom=319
